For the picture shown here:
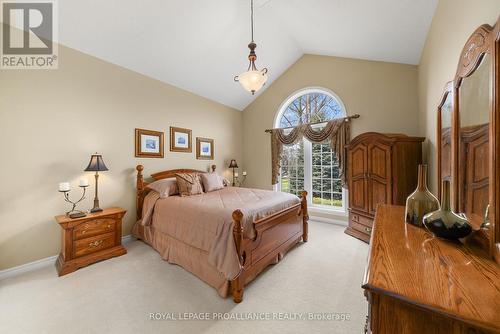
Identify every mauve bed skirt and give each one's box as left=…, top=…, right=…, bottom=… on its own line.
left=132, top=220, right=287, bottom=299
left=132, top=221, right=232, bottom=297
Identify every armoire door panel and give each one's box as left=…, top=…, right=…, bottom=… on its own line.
left=470, top=139, right=488, bottom=184
left=367, top=143, right=392, bottom=214
left=470, top=185, right=489, bottom=220
left=368, top=143, right=391, bottom=180
left=369, top=179, right=389, bottom=215
left=348, top=143, right=368, bottom=214
left=351, top=178, right=368, bottom=212
left=351, top=145, right=367, bottom=178
left=465, top=134, right=489, bottom=223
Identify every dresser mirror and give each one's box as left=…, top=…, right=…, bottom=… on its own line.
left=448, top=17, right=500, bottom=262
left=437, top=82, right=453, bottom=200
left=458, top=54, right=491, bottom=231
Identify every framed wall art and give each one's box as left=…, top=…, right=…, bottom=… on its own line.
left=196, top=137, right=214, bottom=160
left=135, top=128, right=164, bottom=158
left=170, top=126, right=192, bottom=153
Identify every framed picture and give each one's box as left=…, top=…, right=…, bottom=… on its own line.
left=196, top=137, right=214, bottom=160
left=135, top=128, right=164, bottom=158
left=170, top=126, right=192, bottom=152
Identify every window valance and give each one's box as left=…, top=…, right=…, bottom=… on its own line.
left=268, top=115, right=358, bottom=187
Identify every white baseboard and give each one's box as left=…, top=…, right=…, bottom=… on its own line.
left=0, top=235, right=135, bottom=281
left=309, top=215, right=348, bottom=227
left=122, top=234, right=135, bottom=244
left=0, top=255, right=60, bottom=281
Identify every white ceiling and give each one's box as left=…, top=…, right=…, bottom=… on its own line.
left=58, top=0, right=437, bottom=110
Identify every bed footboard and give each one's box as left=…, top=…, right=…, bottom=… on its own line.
left=230, top=191, right=309, bottom=303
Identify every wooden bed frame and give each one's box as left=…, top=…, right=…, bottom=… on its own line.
left=135, top=164, right=309, bottom=303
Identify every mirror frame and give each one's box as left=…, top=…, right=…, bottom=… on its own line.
left=437, top=81, right=453, bottom=200
left=452, top=16, right=500, bottom=262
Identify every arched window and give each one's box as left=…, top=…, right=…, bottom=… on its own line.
left=275, top=88, right=347, bottom=211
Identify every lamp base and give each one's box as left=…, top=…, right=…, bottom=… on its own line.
left=91, top=197, right=102, bottom=213
left=68, top=212, right=87, bottom=219
left=90, top=207, right=103, bottom=213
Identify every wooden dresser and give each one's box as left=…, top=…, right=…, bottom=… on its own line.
left=345, top=132, right=424, bottom=242
left=363, top=205, right=500, bottom=333
left=55, top=207, right=127, bottom=276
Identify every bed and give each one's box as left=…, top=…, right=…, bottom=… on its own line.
left=132, top=165, right=309, bottom=303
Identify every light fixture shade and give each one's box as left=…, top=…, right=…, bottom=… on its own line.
left=229, top=159, right=239, bottom=168
left=236, top=69, right=268, bottom=94
left=84, top=153, right=109, bottom=172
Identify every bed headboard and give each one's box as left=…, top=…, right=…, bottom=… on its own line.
left=135, top=164, right=216, bottom=220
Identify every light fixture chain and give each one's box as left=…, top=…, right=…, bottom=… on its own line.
left=251, top=0, right=254, bottom=42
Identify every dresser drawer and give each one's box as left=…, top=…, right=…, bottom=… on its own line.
left=350, top=213, right=373, bottom=228
left=359, top=215, right=373, bottom=227
left=74, top=232, right=115, bottom=258
left=350, top=220, right=372, bottom=235
left=73, top=218, right=115, bottom=240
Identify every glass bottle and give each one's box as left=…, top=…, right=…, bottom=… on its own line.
left=405, top=164, right=440, bottom=227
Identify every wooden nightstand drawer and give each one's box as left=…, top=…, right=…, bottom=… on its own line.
left=74, top=232, right=115, bottom=258
left=73, top=218, right=115, bottom=240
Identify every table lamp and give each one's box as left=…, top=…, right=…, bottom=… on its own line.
left=84, top=153, right=108, bottom=213
left=229, top=159, right=238, bottom=186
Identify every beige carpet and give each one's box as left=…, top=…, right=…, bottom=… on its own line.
left=0, top=221, right=368, bottom=334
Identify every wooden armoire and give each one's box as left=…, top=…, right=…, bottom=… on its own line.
left=345, top=132, right=425, bottom=243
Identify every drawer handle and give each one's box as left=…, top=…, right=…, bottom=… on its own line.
left=365, top=227, right=372, bottom=233
left=107, top=224, right=111, bottom=229
left=81, top=224, right=90, bottom=234
left=89, top=240, right=103, bottom=248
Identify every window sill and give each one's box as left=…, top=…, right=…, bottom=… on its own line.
left=309, top=205, right=348, bottom=217
left=308, top=206, right=348, bottom=226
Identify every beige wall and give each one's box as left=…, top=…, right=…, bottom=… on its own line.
left=417, top=0, right=500, bottom=192
left=0, top=44, right=242, bottom=270
left=242, top=54, right=419, bottom=189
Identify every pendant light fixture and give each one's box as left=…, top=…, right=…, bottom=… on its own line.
left=234, top=0, right=268, bottom=95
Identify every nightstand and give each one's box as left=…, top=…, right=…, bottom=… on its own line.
left=55, top=207, right=127, bottom=276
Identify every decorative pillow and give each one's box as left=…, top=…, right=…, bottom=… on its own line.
left=220, top=175, right=230, bottom=187
left=200, top=173, right=224, bottom=192
left=146, top=178, right=179, bottom=198
left=175, top=173, right=204, bottom=196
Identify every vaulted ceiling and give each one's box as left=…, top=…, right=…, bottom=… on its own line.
left=58, top=0, right=438, bottom=110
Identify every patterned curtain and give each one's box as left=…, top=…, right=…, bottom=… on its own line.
left=271, top=118, right=351, bottom=187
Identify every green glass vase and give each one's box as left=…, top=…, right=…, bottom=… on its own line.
left=423, top=180, right=472, bottom=240
left=405, top=164, right=440, bottom=227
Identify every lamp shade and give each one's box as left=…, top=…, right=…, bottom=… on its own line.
left=84, top=153, right=109, bottom=172
left=228, top=159, right=238, bottom=168
left=236, top=69, right=268, bottom=95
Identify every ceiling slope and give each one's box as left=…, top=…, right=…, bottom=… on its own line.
left=58, top=0, right=438, bottom=110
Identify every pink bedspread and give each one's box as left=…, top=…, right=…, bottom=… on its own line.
left=140, top=187, right=300, bottom=280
